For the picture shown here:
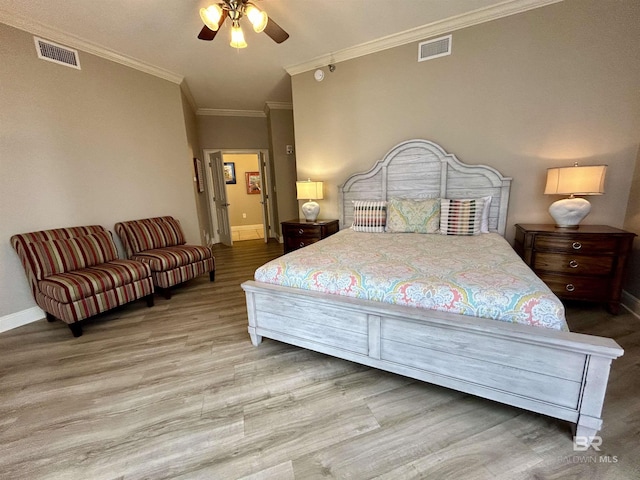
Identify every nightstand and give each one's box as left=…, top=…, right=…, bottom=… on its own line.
left=514, top=224, right=635, bottom=314
left=281, top=219, right=339, bottom=253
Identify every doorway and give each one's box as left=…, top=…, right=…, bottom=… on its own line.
left=203, top=149, right=273, bottom=246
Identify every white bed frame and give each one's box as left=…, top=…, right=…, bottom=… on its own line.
left=242, top=139, right=623, bottom=442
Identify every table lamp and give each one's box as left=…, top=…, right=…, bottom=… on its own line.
left=544, top=163, right=607, bottom=228
left=296, top=179, right=324, bottom=222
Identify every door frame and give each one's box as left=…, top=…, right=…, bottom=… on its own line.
left=207, top=150, right=233, bottom=246
left=203, top=148, right=274, bottom=245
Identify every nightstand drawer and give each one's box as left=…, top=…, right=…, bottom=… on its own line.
left=533, top=252, right=614, bottom=276
left=281, top=219, right=339, bottom=253
left=537, top=273, right=610, bottom=302
left=534, top=235, right=618, bottom=254
left=284, top=224, right=321, bottom=238
left=285, top=237, right=321, bottom=251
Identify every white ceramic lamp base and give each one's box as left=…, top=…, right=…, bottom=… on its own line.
left=301, top=201, right=320, bottom=222
left=548, top=197, right=591, bottom=228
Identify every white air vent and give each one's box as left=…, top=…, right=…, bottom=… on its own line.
left=34, top=37, right=81, bottom=70
left=418, top=35, right=452, bottom=62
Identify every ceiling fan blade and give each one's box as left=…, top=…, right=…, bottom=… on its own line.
left=263, top=17, right=289, bottom=44
left=198, top=25, right=217, bottom=41
left=197, top=10, right=229, bottom=41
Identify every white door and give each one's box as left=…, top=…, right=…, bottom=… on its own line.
left=209, top=151, right=233, bottom=246
left=258, top=152, right=270, bottom=243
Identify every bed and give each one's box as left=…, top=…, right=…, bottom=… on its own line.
left=241, top=139, right=623, bottom=443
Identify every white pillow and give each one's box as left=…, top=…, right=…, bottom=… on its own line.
left=480, top=196, right=491, bottom=233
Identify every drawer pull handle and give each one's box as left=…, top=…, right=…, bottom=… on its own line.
left=572, top=242, right=582, bottom=250
left=566, top=283, right=575, bottom=292
left=299, top=242, right=305, bottom=247
left=569, top=260, right=579, bottom=268
left=298, top=229, right=304, bottom=235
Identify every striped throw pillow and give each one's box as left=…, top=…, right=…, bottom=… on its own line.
left=352, top=201, right=387, bottom=232
left=439, top=198, right=485, bottom=235
left=386, top=198, right=440, bottom=233
left=28, top=231, right=119, bottom=279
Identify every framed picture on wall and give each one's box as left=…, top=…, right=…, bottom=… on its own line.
left=245, top=172, right=261, bottom=194
left=223, top=162, right=236, bottom=184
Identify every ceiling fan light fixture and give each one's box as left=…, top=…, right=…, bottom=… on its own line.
left=246, top=5, right=268, bottom=33
left=197, top=1, right=288, bottom=47
left=199, top=5, right=223, bottom=31
left=230, top=22, right=248, bottom=49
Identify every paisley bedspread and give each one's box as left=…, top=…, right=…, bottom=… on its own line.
left=255, top=229, right=568, bottom=331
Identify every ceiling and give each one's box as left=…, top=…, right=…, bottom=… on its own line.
left=0, top=0, right=558, bottom=112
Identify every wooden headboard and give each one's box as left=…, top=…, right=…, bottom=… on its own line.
left=338, top=139, right=513, bottom=236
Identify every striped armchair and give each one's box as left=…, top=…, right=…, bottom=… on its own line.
left=11, top=226, right=154, bottom=337
left=114, top=216, right=215, bottom=299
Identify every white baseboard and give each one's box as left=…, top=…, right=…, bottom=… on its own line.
left=0, top=306, right=45, bottom=333
left=621, top=289, right=640, bottom=320
left=231, top=224, right=263, bottom=232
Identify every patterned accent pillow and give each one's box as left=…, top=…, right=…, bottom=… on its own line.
left=385, top=198, right=440, bottom=233
left=352, top=200, right=387, bottom=232
left=439, top=198, right=486, bottom=235
left=28, top=231, right=119, bottom=279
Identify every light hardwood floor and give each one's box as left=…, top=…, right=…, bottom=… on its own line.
left=231, top=227, right=264, bottom=242
left=1, top=239, right=639, bottom=479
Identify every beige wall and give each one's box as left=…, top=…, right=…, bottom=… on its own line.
left=181, top=89, right=210, bottom=245
left=292, top=0, right=640, bottom=243
left=223, top=153, right=263, bottom=226
left=197, top=115, right=269, bottom=150
left=0, top=23, right=199, bottom=318
left=623, top=144, right=640, bottom=298
left=267, top=107, right=298, bottom=235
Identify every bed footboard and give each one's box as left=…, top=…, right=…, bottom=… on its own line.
left=242, top=281, right=623, bottom=443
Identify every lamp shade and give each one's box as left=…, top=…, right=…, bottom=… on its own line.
left=246, top=5, right=268, bottom=33
left=230, top=23, right=247, bottom=49
left=296, top=181, right=324, bottom=200
left=544, top=165, right=607, bottom=196
left=199, top=5, right=223, bottom=31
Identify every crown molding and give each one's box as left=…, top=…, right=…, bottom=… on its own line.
left=264, top=101, right=293, bottom=115
left=264, top=101, right=293, bottom=111
left=180, top=81, right=198, bottom=113
left=197, top=108, right=266, bottom=118
left=285, top=0, right=563, bottom=75
left=0, top=9, right=184, bottom=84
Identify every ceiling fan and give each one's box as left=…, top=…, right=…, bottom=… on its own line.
left=197, top=0, right=289, bottom=48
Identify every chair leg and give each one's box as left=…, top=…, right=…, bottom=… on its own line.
left=157, top=287, right=171, bottom=300
left=68, top=322, right=83, bottom=338
left=145, top=293, right=154, bottom=307
left=46, top=312, right=57, bottom=323
left=209, top=270, right=216, bottom=282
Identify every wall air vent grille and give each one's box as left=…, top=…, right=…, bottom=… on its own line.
left=418, top=35, right=452, bottom=62
left=34, top=37, right=81, bottom=70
